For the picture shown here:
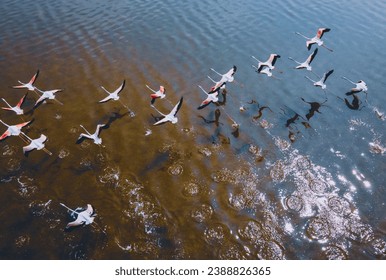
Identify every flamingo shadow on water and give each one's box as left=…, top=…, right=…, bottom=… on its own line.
left=343, top=94, right=365, bottom=111
left=198, top=109, right=223, bottom=127
left=301, top=97, right=328, bottom=120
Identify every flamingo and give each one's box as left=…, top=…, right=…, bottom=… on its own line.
left=12, top=70, right=39, bottom=91
left=77, top=124, right=106, bottom=145
left=1, top=94, right=27, bottom=115
left=207, top=75, right=226, bottom=92
left=209, top=66, right=237, bottom=91
left=0, top=119, right=31, bottom=141
left=251, top=54, right=280, bottom=72
left=342, top=77, right=368, bottom=97
left=289, top=48, right=318, bottom=71
left=296, top=28, right=333, bottom=51
left=252, top=65, right=273, bottom=77
left=20, top=132, right=51, bottom=155
left=305, top=69, right=334, bottom=89
left=197, top=85, right=219, bottom=109
left=151, top=97, right=183, bottom=125
left=60, top=203, right=96, bottom=229
left=146, top=84, right=166, bottom=104
left=34, top=88, right=63, bottom=106
left=99, top=80, right=125, bottom=103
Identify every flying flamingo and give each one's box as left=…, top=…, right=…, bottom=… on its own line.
left=99, top=80, right=125, bottom=104
left=0, top=119, right=31, bottom=141
left=12, top=70, right=39, bottom=92
left=342, top=76, right=368, bottom=98
left=289, top=48, right=318, bottom=71
left=296, top=28, right=333, bottom=51
left=209, top=66, right=237, bottom=91
left=34, top=88, right=63, bottom=106
left=60, top=203, right=96, bottom=229
left=77, top=124, right=107, bottom=145
left=151, top=97, right=183, bottom=125
left=20, top=132, right=51, bottom=155
left=1, top=94, right=27, bottom=115
left=197, top=85, right=219, bottom=109
left=251, top=54, right=280, bottom=72
left=305, top=69, right=334, bottom=90
left=146, top=84, right=166, bottom=104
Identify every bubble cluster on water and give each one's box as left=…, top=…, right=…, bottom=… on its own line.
left=16, top=175, right=37, bottom=197
left=182, top=181, right=201, bottom=197
left=204, top=223, right=229, bottom=246
left=6, top=158, right=21, bottom=172
left=190, top=204, right=213, bottom=223
left=15, top=235, right=30, bottom=248
left=98, top=166, right=120, bottom=187
left=218, top=242, right=247, bottom=260
left=58, top=148, right=70, bottom=159
left=259, top=240, right=285, bottom=260
left=167, top=163, right=183, bottom=176
left=198, top=147, right=212, bottom=157
left=2, top=144, right=17, bottom=156
left=322, top=245, right=348, bottom=260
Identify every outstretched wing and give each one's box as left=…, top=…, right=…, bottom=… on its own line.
left=115, top=80, right=126, bottom=96
left=23, top=143, right=35, bottom=154
left=16, top=120, right=32, bottom=129
left=198, top=97, right=212, bottom=110
left=322, top=69, right=334, bottom=83
left=99, top=95, right=112, bottom=103
left=170, top=97, right=183, bottom=117
left=37, top=134, right=47, bottom=144
left=29, top=70, right=39, bottom=85
left=317, top=28, right=330, bottom=39
left=307, top=48, right=318, bottom=64
left=78, top=133, right=93, bottom=141
left=153, top=116, right=169, bottom=126
left=17, top=94, right=28, bottom=108
left=0, top=130, right=11, bottom=141
left=1, top=107, right=13, bottom=111
left=95, top=124, right=106, bottom=137
left=270, top=54, right=280, bottom=66
left=66, top=215, right=86, bottom=228
left=34, top=94, right=48, bottom=106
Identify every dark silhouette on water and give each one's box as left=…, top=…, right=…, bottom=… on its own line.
left=253, top=105, right=273, bottom=121
left=198, top=109, right=222, bottom=127
left=301, top=97, right=328, bottom=120
left=344, top=94, right=364, bottom=110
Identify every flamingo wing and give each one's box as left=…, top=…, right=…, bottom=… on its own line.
left=0, top=130, right=11, bottom=141
left=308, top=48, right=318, bottom=64
left=170, top=97, right=183, bottom=117
left=322, top=69, right=334, bottom=83
left=115, top=80, right=126, bottom=95
left=17, top=94, right=27, bottom=108
left=29, top=70, right=39, bottom=85
left=15, top=120, right=31, bottom=129
left=23, top=143, right=35, bottom=154
left=317, top=28, right=330, bottom=39
left=153, top=116, right=169, bottom=126
left=99, top=95, right=112, bottom=103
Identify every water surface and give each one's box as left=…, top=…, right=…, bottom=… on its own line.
left=0, top=0, right=385, bottom=259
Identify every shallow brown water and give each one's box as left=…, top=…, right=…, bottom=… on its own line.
left=0, top=0, right=385, bottom=259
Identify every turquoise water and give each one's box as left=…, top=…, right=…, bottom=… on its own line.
left=0, top=0, right=385, bottom=259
